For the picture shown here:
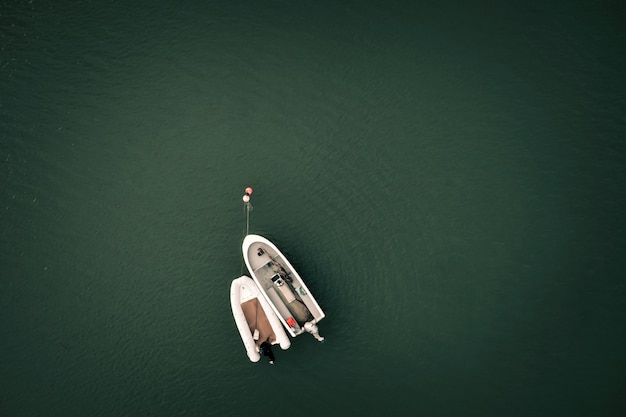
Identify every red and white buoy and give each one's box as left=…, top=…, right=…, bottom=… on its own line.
left=243, top=186, right=253, bottom=203
left=243, top=186, right=253, bottom=235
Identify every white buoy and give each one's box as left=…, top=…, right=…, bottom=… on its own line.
left=243, top=194, right=250, bottom=203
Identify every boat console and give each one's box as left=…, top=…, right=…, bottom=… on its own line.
left=271, top=274, right=296, bottom=303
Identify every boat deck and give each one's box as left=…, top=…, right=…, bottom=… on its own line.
left=250, top=244, right=321, bottom=323
left=241, top=298, right=276, bottom=346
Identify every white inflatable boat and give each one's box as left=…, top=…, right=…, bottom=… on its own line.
left=230, top=275, right=291, bottom=363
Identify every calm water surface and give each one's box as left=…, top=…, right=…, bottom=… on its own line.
left=1, top=1, right=625, bottom=416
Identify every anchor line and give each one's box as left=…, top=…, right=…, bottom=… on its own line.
left=240, top=187, right=254, bottom=275
left=245, top=202, right=251, bottom=236
left=242, top=203, right=247, bottom=240
left=241, top=204, right=246, bottom=275
left=243, top=201, right=252, bottom=237
left=241, top=201, right=253, bottom=275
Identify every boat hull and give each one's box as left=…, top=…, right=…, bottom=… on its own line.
left=230, top=275, right=290, bottom=362
left=242, top=234, right=325, bottom=338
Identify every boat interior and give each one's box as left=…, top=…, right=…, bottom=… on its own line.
left=248, top=243, right=323, bottom=329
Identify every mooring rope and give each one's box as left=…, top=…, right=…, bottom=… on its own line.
left=242, top=203, right=248, bottom=241
left=245, top=202, right=251, bottom=236
left=240, top=203, right=247, bottom=275
left=240, top=187, right=253, bottom=275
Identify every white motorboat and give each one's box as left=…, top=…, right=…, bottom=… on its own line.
left=242, top=234, right=325, bottom=341
left=230, top=275, right=291, bottom=363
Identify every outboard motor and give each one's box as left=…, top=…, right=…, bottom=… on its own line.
left=304, top=321, right=325, bottom=342
left=259, top=341, right=275, bottom=365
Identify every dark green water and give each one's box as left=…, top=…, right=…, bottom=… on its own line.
left=2, top=1, right=625, bottom=416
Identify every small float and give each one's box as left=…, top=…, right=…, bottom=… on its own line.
left=230, top=275, right=291, bottom=363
